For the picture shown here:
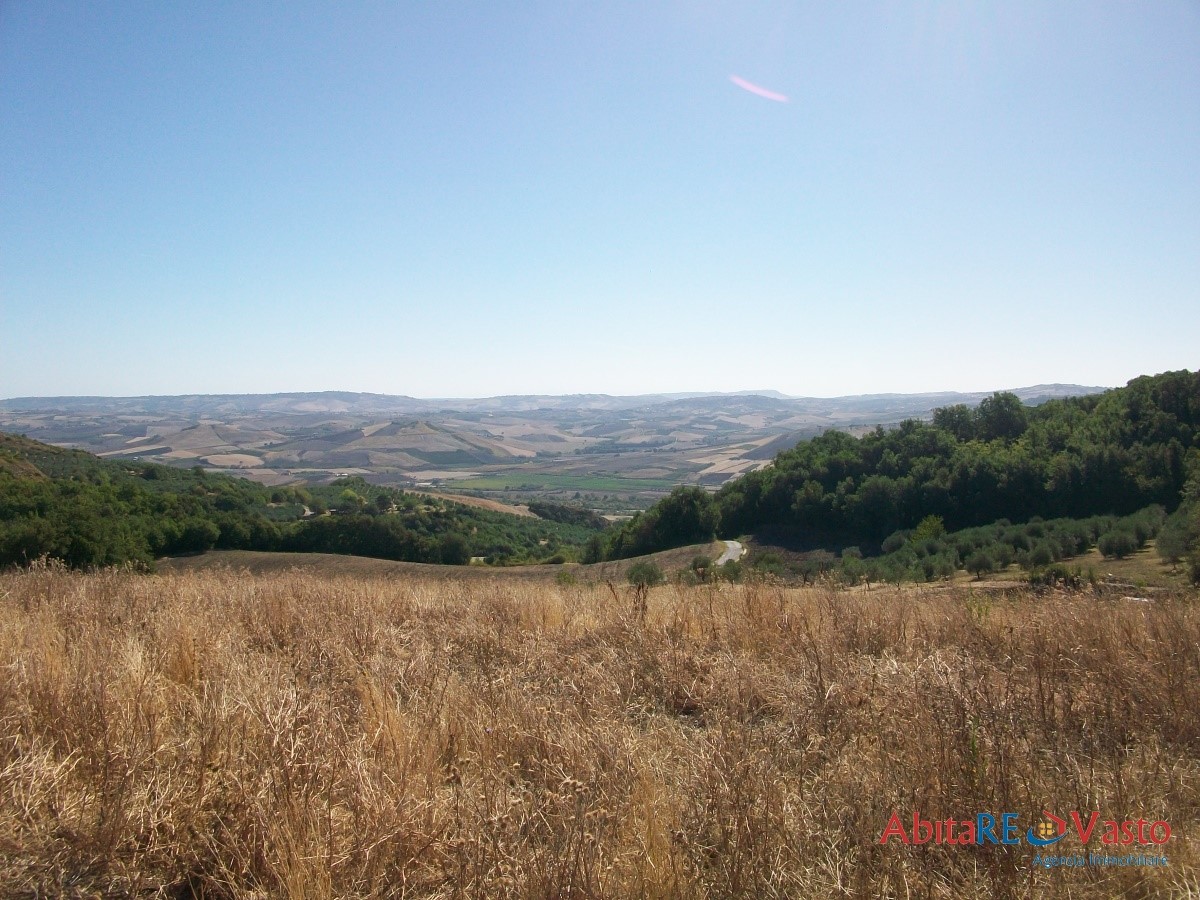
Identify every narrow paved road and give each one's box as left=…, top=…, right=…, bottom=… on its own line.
left=716, top=539, right=745, bottom=566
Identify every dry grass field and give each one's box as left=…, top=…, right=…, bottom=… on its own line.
left=1, top=565, right=1198, bottom=898
left=156, top=543, right=725, bottom=583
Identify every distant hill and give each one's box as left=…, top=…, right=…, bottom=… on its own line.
left=0, top=384, right=1106, bottom=418
left=0, top=384, right=1111, bottom=507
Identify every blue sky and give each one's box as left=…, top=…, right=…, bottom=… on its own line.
left=2, top=1, right=1197, bottom=398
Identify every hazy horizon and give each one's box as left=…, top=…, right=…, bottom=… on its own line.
left=1, top=380, right=1115, bottom=406
left=3, top=3, right=1197, bottom=398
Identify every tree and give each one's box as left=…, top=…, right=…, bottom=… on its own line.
left=605, top=486, right=719, bottom=559
left=932, top=404, right=975, bottom=441
left=438, top=533, right=470, bottom=565
left=1027, top=543, right=1053, bottom=568
left=840, top=553, right=866, bottom=586
left=626, top=560, right=664, bottom=587
left=337, top=489, right=366, bottom=514
left=1098, top=530, right=1137, bottom=559
left=975, top=392, right=1028, bottom=442
left=912, top=515, right=945, bottom=542
left=966, top=550, right=996, bottom=578
left=1158, top=504, right=1198, bottom=567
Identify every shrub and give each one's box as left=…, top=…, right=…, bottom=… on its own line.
left=751, top=551, right=786, bottom=576
left=1029, top=564, right=1084, bottom=590
left=840, top=554, right=866, bottom=586
left=626, top=560, right=665, bottom=587
left=1098, top=530, right=1138, bottom=560
left=718, top=560, right=743, bottom=583
left=966, top=550, right=996, bottom=578
left=438, top=533, right=471, bottom=566
left=1027, top=543, right=1053, bottom=568
left=1008, top=532, right=1031, bottom=552
left=1158, top=507, right=1197, bottom=565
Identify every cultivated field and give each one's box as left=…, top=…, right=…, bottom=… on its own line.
left=0, top=566, right=1197, bottom=897
left=0, top=386, right=1102, bottom=510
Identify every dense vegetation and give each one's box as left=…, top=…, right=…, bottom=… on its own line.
left=597, top=370, right=1200, bottom=579
left=0, top=435, right=599, bottom=569
left=741, top=505, right=1173, bottom=586
left=525, top=499, right=609, bottom=530
left=584, top=486, right=719, bottom=563
left=4, top=370, right=1199, bottom=579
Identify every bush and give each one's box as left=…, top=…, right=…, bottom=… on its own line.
left=718, top=560, right=743, bottom=583
left=1008, top=532, right=1031, bottom=552
left=1158, top=507, right=1198, bottom=565
left=626, top=560, right=665, bottom=587
left=751, top=551, right=786, bottom=576
left=993, top=543, right=1014, bottom=568
left=1098, top=530, right=1138, bottom=560
left=966, top=550, right=996, bottom=578
left=438, top=533, right=471, bottom=566
left=840, top=554, right=866, bottom=586
left=1029, top=564, right=1085, bottom=590
left=1027, top=543, right=1053, bottom=568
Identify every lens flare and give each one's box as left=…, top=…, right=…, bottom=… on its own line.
left=730, top=75, right=788, bottom=103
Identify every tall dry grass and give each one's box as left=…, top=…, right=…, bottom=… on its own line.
left=0, top=564, right=1197, bottom=898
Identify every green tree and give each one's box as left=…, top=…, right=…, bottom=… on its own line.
left=626, top=560, right=664, bottom=587
left=912, top=515, right=945, bottom=542
left=337, top=489, right=366, bottom=514
left=605, top=486, right=719, bottom=559
left=1098, top=530, right=1137, bottom=559
left=438, top=533, right=470, bottom=565
left=932, top=404, right=975, bottom=441
left=966, top=550, right=996, bottom=578
left=975, top=392, right=1029, bottom=442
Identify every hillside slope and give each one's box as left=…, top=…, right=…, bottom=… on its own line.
left=0, top=435, right=598, bottom=569
left=600, top=370, right=1200, bottom=560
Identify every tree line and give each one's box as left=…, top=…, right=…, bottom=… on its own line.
left=0, top=436, right=599, bottom=570
left=593, top=370, right=1200, bottom=579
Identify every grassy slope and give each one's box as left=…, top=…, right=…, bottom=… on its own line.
left=158, top=541, right=726, bottom=581
left=0, top=567, right=1196, bottom=896
left=950, top=542, right=1188, bottom=591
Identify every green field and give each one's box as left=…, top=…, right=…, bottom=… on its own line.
left=442, top=473, right=681, bottom=493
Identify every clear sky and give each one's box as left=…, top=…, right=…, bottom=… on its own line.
left=2, top=1, right=1197, bottom=399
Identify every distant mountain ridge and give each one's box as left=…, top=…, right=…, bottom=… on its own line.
left=0, top=384, right=1107, bottom=416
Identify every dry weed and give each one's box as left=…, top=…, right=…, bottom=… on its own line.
left=0, top=564, right=1197, bottom=897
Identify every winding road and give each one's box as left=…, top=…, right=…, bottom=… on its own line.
left=716, top=540, right=745, bottom=566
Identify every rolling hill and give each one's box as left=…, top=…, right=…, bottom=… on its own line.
left=0, top=384, right=1107, bottom=509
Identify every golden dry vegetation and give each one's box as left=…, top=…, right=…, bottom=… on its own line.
left=1, top=565, right=1198, bottom=898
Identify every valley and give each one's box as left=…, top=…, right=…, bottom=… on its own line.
left=0, top=384, right=1102, bottom=513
